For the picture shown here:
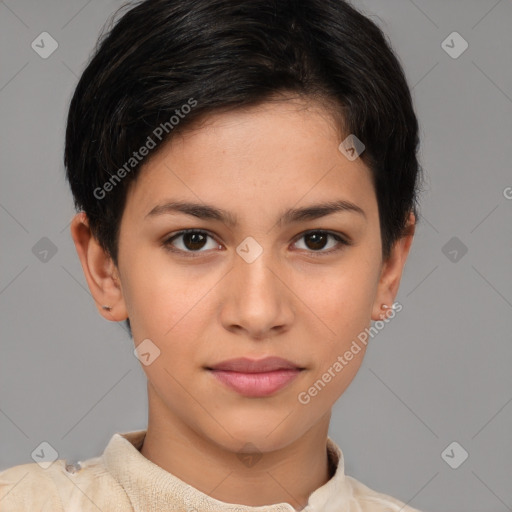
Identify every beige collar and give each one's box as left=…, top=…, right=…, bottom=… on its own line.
left=102, top=429, right=352, bottom=511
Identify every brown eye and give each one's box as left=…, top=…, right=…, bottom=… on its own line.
left=304, top=232, right=329, bottom=250
left=163, top=229, right=219, bottom=255
left=181, top=232, right=208, bottom=250
left=293, top=230, right=349, bottom=255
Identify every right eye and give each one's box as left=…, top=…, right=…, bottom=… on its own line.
left=162, top=229, right=222, bottom=257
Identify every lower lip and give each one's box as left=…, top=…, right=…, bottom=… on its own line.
left=208, top=369, right=302, bottom=397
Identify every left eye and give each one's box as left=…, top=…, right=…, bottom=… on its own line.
left=293, top=231, right=348, bottom=254
left=162, top=229, right=349, bottom=256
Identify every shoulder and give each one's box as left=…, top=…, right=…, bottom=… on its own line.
left=0, top=455, right=131, bottom=512
left=0, top=460, right=63, bottom=511
left=345, top=474, right=424, bottom=512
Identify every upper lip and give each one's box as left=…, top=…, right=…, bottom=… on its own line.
left=207, top=357, right=303, bottom=373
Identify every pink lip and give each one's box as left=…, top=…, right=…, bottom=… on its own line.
left=206, top=357, right=304, bottom=397
left=208, top=356, right=302, bottom=373
left=209, top=369, right=302, bottom=397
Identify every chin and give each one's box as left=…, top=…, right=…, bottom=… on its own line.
left=204, top=414, right=314, bottom=455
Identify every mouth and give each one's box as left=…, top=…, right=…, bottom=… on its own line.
left=206, top=357, right=305, bottom=397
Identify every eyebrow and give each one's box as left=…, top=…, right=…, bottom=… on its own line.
left=145, top=199, right=366, bottom=226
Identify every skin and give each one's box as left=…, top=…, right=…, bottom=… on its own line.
left=71, top=97, right=415, bottom=509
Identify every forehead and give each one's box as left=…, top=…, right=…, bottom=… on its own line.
left=123, top=99, right=376, bottom=223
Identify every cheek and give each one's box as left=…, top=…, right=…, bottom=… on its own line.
left=121, top=247, right=183, bottom=326
left=123, top=251, right=221, bottom=357
left=295, top=258, right=378, bottom=334
left=125, top=261, right=208, bottom=383
left=291, top=255, right=379, bottom=393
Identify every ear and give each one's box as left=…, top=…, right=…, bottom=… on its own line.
left=69, top=212, right=128, bottom=322
left=371, top=211, right=416, bottom=321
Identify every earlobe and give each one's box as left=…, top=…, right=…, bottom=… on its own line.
left=371, top=212, right=416, bottom=321
left=69, top=212, right=128, bottom=322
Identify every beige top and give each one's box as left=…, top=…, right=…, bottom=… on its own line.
left=0, top=429, right=423, bottom=511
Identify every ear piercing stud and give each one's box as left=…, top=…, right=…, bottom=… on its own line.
left=380, top=303, right=390, bottom=320
left=102, top=305, right=112, bottom=311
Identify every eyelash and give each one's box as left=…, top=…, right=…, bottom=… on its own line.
left=162, top=229, right=351, bottom=258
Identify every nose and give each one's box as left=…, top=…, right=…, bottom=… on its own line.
left=219, top=241, right=294, bottom=339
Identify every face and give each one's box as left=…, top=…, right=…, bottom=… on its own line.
left=82, top=98, right=409, bottom=454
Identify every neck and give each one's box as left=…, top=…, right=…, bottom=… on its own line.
left=139, top=386, right=332, bottom=509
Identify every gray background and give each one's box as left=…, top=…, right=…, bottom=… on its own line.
left=1, top=1, right=511, bottom=511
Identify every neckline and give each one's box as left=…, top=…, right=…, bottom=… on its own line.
left=102, top=429, right=350, bottom=511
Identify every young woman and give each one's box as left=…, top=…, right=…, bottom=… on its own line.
left=0, top=0, right=423, bottom=510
